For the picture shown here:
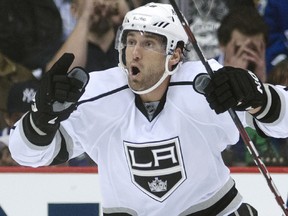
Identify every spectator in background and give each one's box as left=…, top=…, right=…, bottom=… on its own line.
left=262, top=0, right=288, bottom=73
left=0, top=52, right=37, bottom=130
left=216, top=6, right=268, bottom=82
left=267, top=58, right=288, bottom=86
left=0, top=1, right=75, bottom=130
left=216, top=6, right=283, bottom=166
left=46, top=0, right=130, bottom=72
left=172, top=0, right=257, bottom=61
left=0, top=0, right=75, bottom=78
left=0, top=79, right=39, bottom=166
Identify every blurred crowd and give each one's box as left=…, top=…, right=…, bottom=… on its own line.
left=0, top=0, right=288, bottom=167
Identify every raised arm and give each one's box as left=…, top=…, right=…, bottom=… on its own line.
left=9, top=53, right=89, bottom=166
left=202, top=66, right=288, bottom=137
left=45, top=0, right=95, bottom=71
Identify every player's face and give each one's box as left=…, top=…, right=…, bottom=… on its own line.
left=124, top=31, right=167, bottom=92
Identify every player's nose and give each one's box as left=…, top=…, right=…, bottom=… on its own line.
left=132, top=43, right=142, bottom=60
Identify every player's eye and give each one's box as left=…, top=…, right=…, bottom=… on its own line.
left=142, top=39, right=166, bottom=54
left=142, top=40, right=155, bottom=49
left=126, top=38, right=136, bottom=47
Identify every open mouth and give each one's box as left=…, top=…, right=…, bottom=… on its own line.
left=131, top=66, right=140, bottom=76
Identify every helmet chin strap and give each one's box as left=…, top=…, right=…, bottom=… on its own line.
left=120, top=55, right=182, bottom=95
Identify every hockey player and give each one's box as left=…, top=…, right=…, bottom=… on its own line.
left=9, top=3, right=288, bottom=216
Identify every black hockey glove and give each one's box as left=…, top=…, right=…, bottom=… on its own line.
left=27, top=53, right=89, bottom=141
left=203, top=66, right=267, bottom=114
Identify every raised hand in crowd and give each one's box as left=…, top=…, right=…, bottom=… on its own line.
left=223, top=36, right=267, bottom=82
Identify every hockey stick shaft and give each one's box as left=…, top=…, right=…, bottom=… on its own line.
left=169, top=0, right=288, bottom=215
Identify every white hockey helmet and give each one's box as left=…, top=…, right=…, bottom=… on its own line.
left=117, top=3, right=189, bottom=94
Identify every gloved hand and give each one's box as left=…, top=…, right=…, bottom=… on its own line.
left=30, top=53, right=89, bottom=134
left=203, top=66, right=267, bottom=114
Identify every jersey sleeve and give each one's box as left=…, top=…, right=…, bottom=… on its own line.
left=245, top=85, right=288, bottom=138
left=9, top=113, right=84, bottom=167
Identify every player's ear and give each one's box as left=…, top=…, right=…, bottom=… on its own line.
left=168, top=48, right=181, bottom=69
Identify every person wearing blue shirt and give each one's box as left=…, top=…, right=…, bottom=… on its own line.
left=263, top=0, right=288, bottom=73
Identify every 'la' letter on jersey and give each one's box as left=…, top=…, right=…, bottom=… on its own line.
left=124, top=137, right=186, bottom=202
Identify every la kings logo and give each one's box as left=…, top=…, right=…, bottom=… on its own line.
left=124, top=137, right=186, bottom=202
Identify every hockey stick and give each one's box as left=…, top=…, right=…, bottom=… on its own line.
left=169, top=0, right=288, bottom=215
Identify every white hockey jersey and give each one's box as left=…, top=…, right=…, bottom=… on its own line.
left=9, top=59, right=288, bottom=215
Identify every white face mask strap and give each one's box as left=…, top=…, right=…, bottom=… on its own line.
left=129, top=55, right=181, bottom=95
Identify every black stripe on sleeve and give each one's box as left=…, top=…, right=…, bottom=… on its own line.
left=252, top=118, right=268, bottom=138
left=49, top=132, right=69, bottom=166
left=254, top=86, right=281, bottom=123
left=22, top=113, right=58, bottom=146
